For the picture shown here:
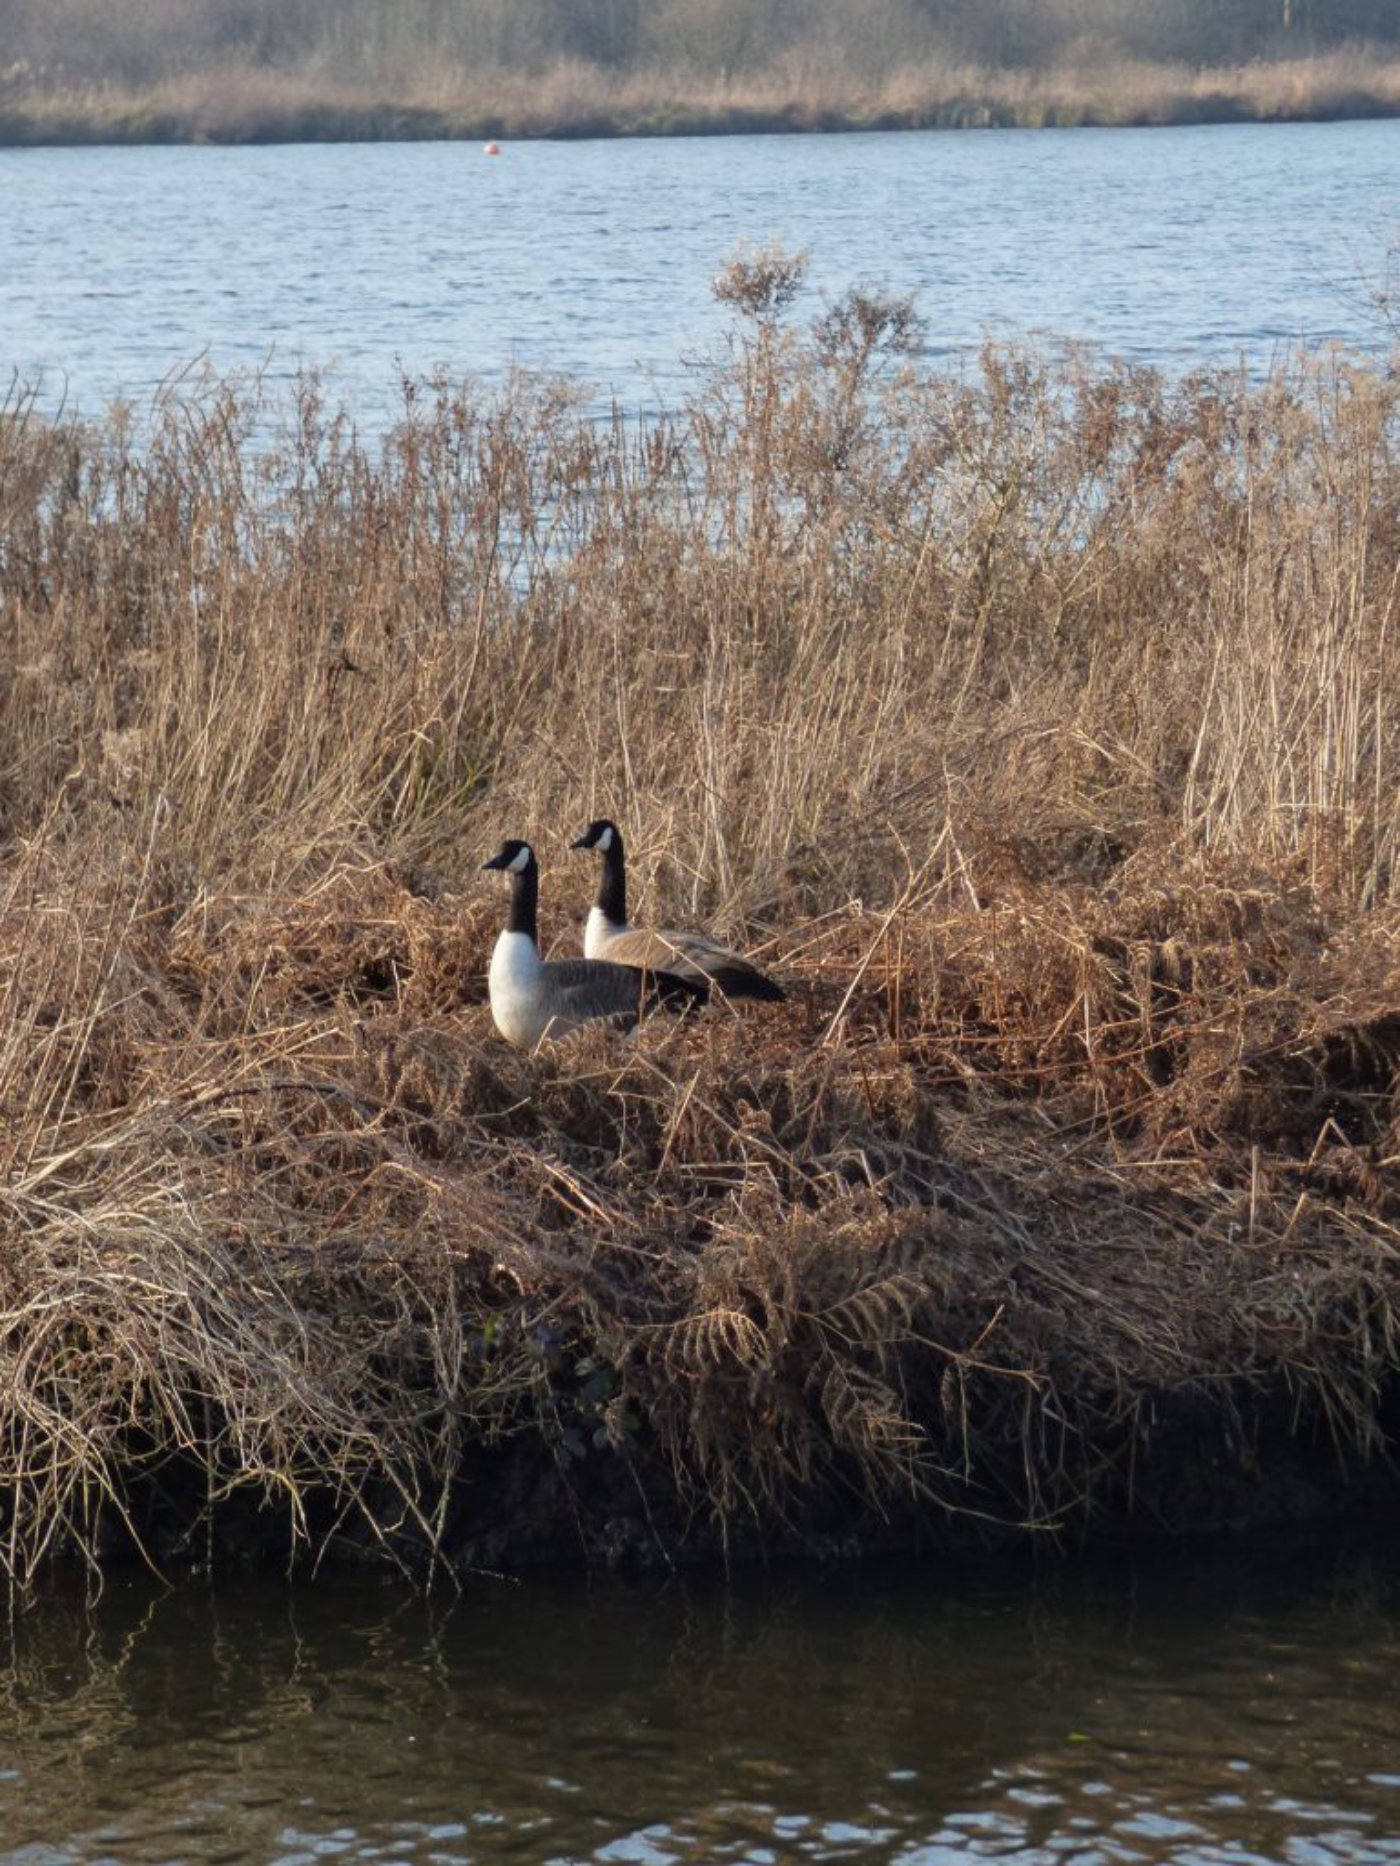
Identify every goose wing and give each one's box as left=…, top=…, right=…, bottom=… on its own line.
left=546, top=955, right=708, bottom=1024
left=596, top=927, right=784, bottom=1001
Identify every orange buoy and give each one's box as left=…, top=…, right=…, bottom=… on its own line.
left=484, top=141, right=501, bottom=156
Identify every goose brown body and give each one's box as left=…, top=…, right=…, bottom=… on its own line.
left=570, top=820, right=784, bottom=1003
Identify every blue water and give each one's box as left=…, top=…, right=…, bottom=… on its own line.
left=2, top=120, right=1398, bottom=426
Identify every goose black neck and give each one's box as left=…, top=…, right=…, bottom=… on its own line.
left=507, top=859, right=539, bottom=941
left=596, top=833, right=627, bottom=926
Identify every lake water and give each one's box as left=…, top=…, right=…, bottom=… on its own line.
left=2, top=1536, right=1398, bottom=1865
left=2, top=120, right=1399, bottom=428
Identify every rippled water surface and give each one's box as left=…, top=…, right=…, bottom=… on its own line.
left=2, top=1540, right=1398, bottom=1864
left=2, top=120, right=1399, bottom=424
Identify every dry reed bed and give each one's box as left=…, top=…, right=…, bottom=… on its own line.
left=2, top=271, right=1399, bottom=1586
left=3, top=48, right=1400, bottom=142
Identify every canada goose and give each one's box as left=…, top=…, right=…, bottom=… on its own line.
left=568, top=819, right=784, bottom=1002
left=482, top=838, right=708, bottom=1048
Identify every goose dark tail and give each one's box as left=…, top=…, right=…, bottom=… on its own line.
left=647, top=969, right=711, bottom=1014
left=708, top=966, right=785, bottom=1002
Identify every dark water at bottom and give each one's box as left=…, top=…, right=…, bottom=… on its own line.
left=0, top=1533, right=1397, bottom=1865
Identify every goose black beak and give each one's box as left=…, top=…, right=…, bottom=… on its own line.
left=482, top=851, right=510, bottom=871
left=568, top=832, right=592, bottom=850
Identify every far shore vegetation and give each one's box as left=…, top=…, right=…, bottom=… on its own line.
left=3, top=249, right=1400, bottom=1590
left=2, top=0, right=1400, bottom=140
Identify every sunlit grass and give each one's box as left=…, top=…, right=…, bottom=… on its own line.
left=1, top=258, right=1398, bottom=1590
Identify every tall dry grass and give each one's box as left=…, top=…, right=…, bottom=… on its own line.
left=2, top=258, right=1400, bottom=1589
left=4, top=46, right=1400, bottom=142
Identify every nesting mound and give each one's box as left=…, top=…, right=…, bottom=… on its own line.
left=2, top=838, right=1396, bottom=1590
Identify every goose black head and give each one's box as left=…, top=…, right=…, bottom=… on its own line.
left=482, top=839, right=535, bottom=874
left=569, top=819, right=620, bottom=853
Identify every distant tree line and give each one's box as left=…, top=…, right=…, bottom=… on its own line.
left=5, top=0, right=1398, bottom=86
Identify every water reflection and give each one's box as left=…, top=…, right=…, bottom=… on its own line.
left=1, top=1537, right=1398, bottom=1863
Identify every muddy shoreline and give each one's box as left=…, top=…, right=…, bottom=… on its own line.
left=106, top=1370, right=1400, bottom=1583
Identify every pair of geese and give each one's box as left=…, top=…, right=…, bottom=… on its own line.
left=482, top=819, right=783, bottom=1048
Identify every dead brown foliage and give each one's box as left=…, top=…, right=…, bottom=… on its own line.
left=1, top=276, right=1398, bottom=1589
left=4, top=48, right=1400, bottom=143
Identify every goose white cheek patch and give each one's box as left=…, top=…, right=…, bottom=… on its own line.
left=597, top=827, right=614, bottom=852
left=508, top=845, right=533, bottom=873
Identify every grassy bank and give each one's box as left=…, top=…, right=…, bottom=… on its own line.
left=3, top=260, right=1400, bottom=1591
left=3, top=48, right=1400, bottom=143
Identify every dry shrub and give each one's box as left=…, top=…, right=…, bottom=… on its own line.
left=1, top=282, right=1399, bottom=1588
